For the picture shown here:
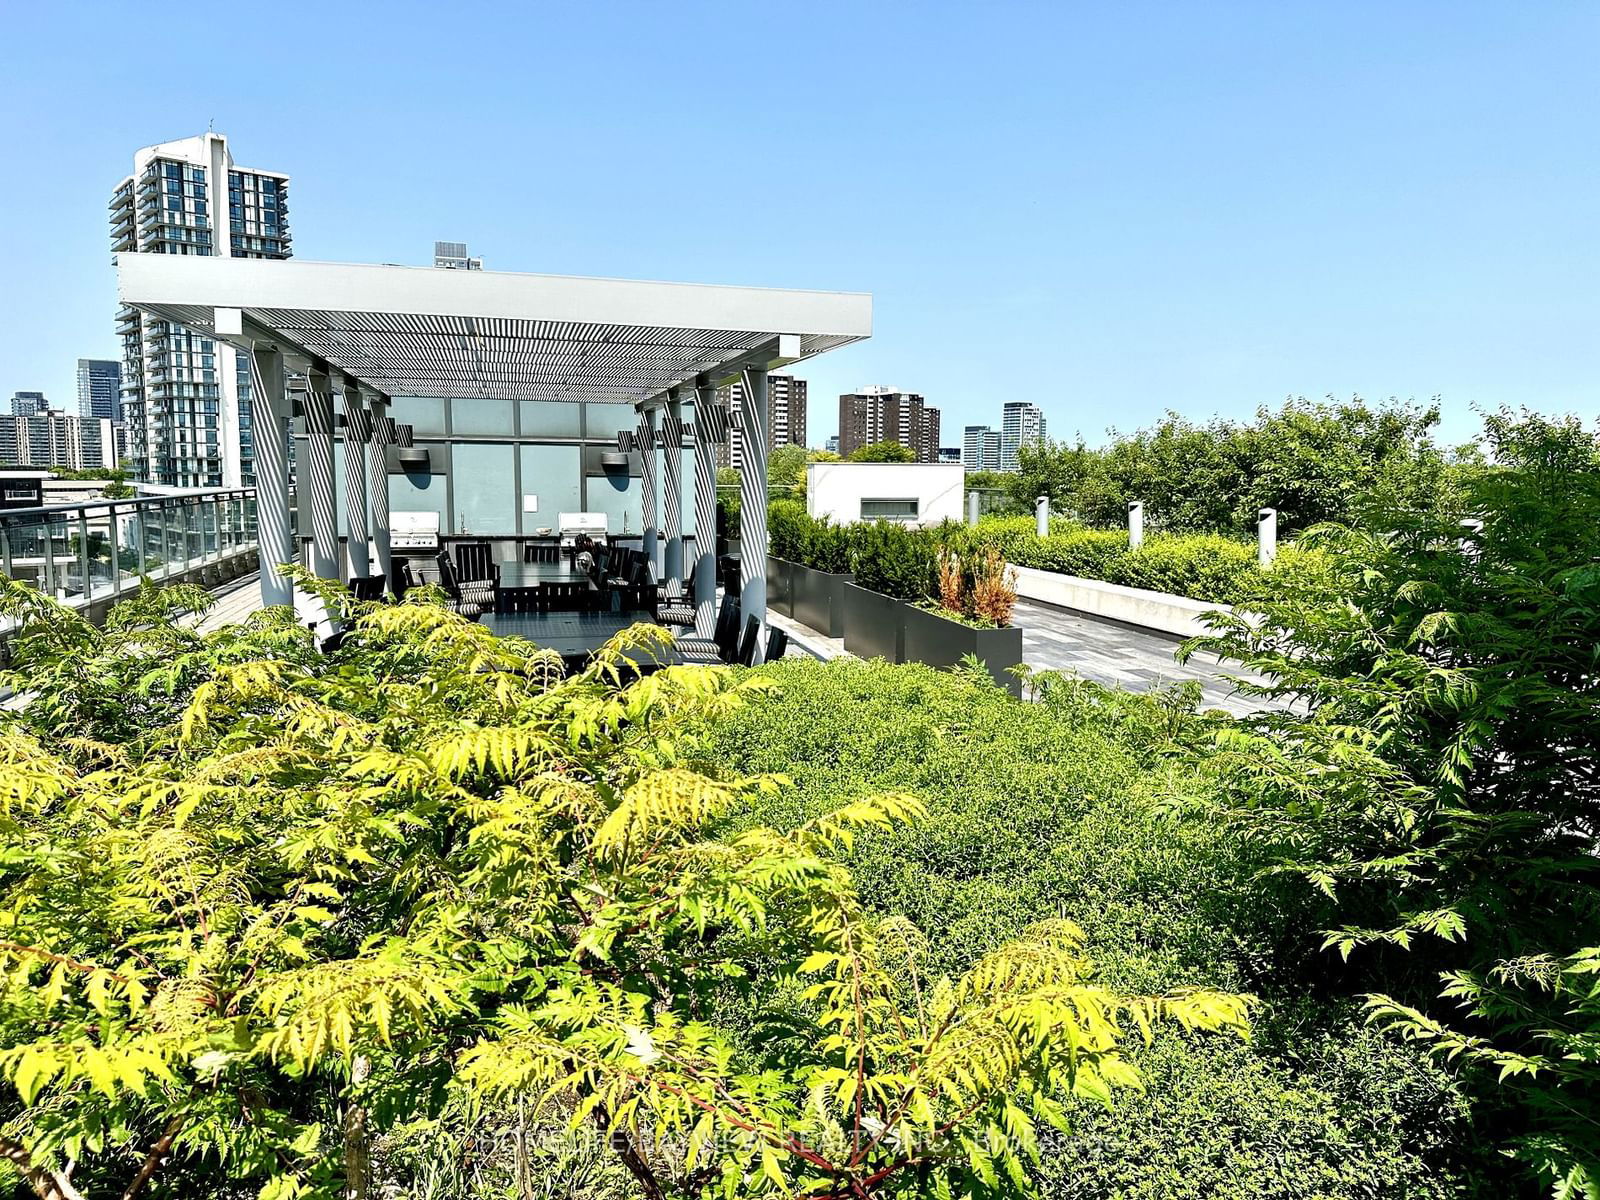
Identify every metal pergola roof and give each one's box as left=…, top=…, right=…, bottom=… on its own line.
left=115, top=254, right=872, bottom=404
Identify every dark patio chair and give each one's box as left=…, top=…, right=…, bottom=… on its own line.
left=656, top=566, right=697, bottom=627
left=523, top=542, right=560, bottom=563
left=393, top=561, right=416, bottom=601
left=455, top=542, right=498, bottom=585
left=497, top=585, right=542, bottom=614
left=544, top=582, right=589, bottom=612
left=735, top=616, right=762, bottom=667
left=436, top=552, right=492, bottom=619
left=675, top=593, right=737, bottom=664
left=349, top=574, right=386, bottom=602
left=613, top=582, right=656, bottom=617
left=765, top=626, right=789, bottom=663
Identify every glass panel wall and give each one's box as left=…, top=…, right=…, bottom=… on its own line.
left=389, top=396, right=447, bottom=436
left=588, top=469, right=642, bottom=538
left=305, top=398, right=694, bottom=546
left=451, top=443, right=517, bottom=535
left=454, top=398, right=517, bottom=436
left=519, top=400, right=582, bottom=438
left=388, top=451, right=449, bottom=526
left=518, top=444, right=582, bottom=534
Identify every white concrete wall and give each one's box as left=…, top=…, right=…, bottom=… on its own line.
left=1011, top=564, right=1232, bottom=638
left=807, top=461, right=965, bottom=528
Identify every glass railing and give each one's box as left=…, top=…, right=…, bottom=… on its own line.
left=0, top=489, right=257, bottom=614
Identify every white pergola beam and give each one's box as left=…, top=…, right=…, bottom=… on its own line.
left=120, top=256, right=870, bottom=340
left=116, top=256, right=867, bottom=408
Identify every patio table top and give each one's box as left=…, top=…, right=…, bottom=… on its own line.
left=479, top=610, right=681, bottom=668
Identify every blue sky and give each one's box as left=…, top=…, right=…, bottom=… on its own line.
left=0, top=1, right=1593, bottom=447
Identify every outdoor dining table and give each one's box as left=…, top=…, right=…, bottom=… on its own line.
left=479, top=610, right=683, bottom=671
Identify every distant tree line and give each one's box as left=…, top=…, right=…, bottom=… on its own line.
left=42, top=465, right=136, bottom=499
left=979, top=395, right=1476, bottom=536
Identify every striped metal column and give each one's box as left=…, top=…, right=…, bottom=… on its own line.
left=303, top=371, right=340, bottom=581
left=691, top=381, right=724, bottom=637
left=661, top=390, right=685, bottom=588
left=738, top=367, right=770, bottom=663
left=637, top=405, right=659, bottom=573
left=342, top=383, right=371, bottom=579
left=368, top=404, right=394, bottom=587
left=248, top=345, right=294, bottom=608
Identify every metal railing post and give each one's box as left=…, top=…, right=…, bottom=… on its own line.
left=78, top=512, right=92, bottom=600
left=163, top=502, right=175, bottom=577
left=133, top=506, right=147, bottom=581
left=42, top=521, right=58, bottom=598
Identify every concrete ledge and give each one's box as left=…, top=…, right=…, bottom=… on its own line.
left=1010, top=564, right=1230, bottom=638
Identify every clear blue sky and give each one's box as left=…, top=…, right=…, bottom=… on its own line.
left=1, top=1, right=1594, bottom=447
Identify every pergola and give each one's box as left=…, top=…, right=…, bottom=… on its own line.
left=116, top=254, right=871, bottom=661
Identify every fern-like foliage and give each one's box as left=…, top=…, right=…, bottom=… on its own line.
left=1180, top=410, right=1600, bottom=1192
left=0, top=575, right=1248, bottom=1200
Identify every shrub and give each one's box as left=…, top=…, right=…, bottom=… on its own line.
left=1006, top=397, right=1469, bottom=536
left=0, top=580, right=1250, bottom=1200
left=1184, top=409, right=1600, bottom=1192
left=968, top=544, right=1017, bottom=625
left=703, top=658, right=1482, bottom=1196
left=846, top=520, right=936, bottom=599
left=767, top=497, right=809, bottom=561
left=1113, top=534, right=1263, bottom=603
left=803, top=518, right=853, bottom=573
left=968, top=518, right=1292, bottom=606
left=1039, top=1022, right=1480, bottom=1200
left=935, top=544, right=964, bottom=611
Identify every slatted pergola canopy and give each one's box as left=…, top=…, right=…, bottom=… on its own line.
left=115, top=254, right=872, bottom=403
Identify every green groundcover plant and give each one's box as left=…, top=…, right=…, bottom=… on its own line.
left=0, top=571, right=1248, bottom=1200
left=703, top=657, right=1488, bottom=1198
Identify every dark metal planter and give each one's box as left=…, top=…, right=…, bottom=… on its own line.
left=766, top=556, right=796, bottom=619
left=842, top=582, right=907, bottom=662
left=793, top=563, right=853, bottom=638
left=902, top=603, right=1024, bottom=696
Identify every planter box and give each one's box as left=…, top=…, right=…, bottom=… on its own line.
left=903, top=604, right=1024, bottom=697
left=766, top=556, right=795, bottom=619
left=842, top=582, right=906, bottom=662
left=1010, top=565, right=1231, bottom=638
left=792, top=562, right=853, bottom=638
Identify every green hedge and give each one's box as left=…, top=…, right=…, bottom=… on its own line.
left=960, top=516, right=1319, bottom=606
left=767, top=499, right=936, bottom=600
left=1008, top=529, right=1262, bottom=605
left=765, top=505, right=1313, bottom=607
left=703, top=659, right=1480, bottom=1197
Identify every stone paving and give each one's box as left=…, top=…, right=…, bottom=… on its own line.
left=193, top=576, right=269, bottom=633
left=767, top=598, right=1277, bottom=716
left=1011, top=600, right=1278, bottom=716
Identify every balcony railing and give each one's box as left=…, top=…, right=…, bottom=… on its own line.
left=0, top=489, right=258, bottom=617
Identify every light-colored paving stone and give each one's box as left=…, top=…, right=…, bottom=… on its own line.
left=770, top=597, right=1279, bottom=716
left=191, top=575, right=269, bottom=633
left=1012, top=600, right=1279, bottom=716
